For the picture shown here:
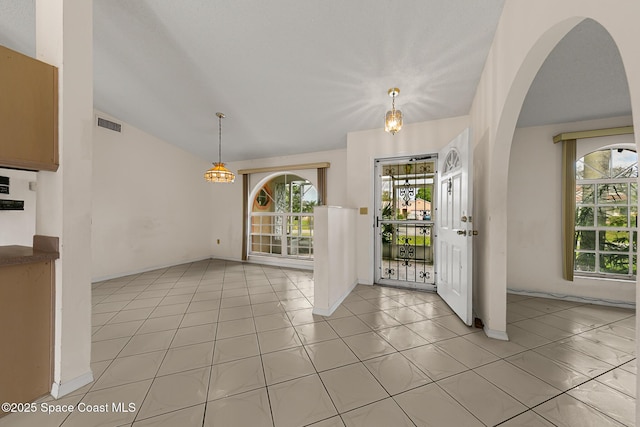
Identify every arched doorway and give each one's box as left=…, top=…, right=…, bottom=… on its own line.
left=480, top=7, right=639, bottom=423
left=474, top=5, right=640, bottom=338
left=506, top=19, right=634, bottom=305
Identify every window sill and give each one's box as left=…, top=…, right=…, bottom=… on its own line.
left=574, top=273, right=636, bottom=283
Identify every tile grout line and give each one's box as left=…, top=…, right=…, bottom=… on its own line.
left=128, top=266, right=195, bottom=425
left=73, top=260, right=638, bottom=427
left=245, top=264, right=277, bottom=427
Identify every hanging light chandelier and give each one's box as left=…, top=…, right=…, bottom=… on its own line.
left=384, top=87, right=403, bottom=135
left=204, top=112, right=235, bottom=183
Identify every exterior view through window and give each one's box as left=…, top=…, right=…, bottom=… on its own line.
left=575, top=148, right=638, bottom=277
left=249, top=174, right=318, bottom=260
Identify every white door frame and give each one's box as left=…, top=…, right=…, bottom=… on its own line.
left=374, top=155, right=437, bottom=291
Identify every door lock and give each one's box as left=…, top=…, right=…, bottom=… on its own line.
left=461, top=216, right=468, bottom=222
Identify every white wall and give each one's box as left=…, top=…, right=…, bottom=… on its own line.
left=92, top=111, right=214, bottom=280
left=346, top=116, right=471, bottom=285
left=0, top=168, right=37, bottom=246
left=36, top=0, right=94, bottom=397
left=210, top=148, right=348, bottom=261
left=313, top=206, right=358, bottom=316
left=508, top=116, right=635, bottom=304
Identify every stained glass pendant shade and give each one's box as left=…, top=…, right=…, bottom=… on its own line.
left=204, top=112, right=236, bottom=183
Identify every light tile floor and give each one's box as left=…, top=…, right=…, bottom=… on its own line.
left=1, top=259, right=636, bottom=426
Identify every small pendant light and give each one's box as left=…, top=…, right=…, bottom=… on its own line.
left=385, top=87, right=403, bottom=135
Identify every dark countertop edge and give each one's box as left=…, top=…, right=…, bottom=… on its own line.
left=0, top=245, right=60, bottom=267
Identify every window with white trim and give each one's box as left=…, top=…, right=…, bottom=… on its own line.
left=249, top=174, right=318, bottom=260
left=574, top=148, right=638, bottom=277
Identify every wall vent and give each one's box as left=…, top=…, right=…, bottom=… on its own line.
left=97, top=117, right=122, bottom=133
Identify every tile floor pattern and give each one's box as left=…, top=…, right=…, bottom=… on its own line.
left=1, top=259, right=636, bottom=426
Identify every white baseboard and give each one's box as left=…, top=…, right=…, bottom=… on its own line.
left=507, top=288, right=635, bottom=309
left=483, top=326, right=509, bottom=341
left=92, top=256, right=213, bottom=282
left=247, top=256, right=313, bottom=271
left=93, top=255, right=318, bottom=283
left=51, top=371, right=94, bottom=399
left=313, top=280, right=358, bottom=317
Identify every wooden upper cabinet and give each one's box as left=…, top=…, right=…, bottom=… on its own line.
left=0, top=45, right=58, bottom=171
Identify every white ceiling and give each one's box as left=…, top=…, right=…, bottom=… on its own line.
left=0, top=2, right=632, bottom=162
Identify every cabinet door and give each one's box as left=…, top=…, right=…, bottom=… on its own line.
left=0, top=45, right=58, bottom=171
left=0, top=261, right=54, bottom=411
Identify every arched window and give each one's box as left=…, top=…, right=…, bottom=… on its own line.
left=575, top=148, right=638, bottom=276
left=442, top=148, right=461, bottom=173
left=249, top=174, right=318, bottom=260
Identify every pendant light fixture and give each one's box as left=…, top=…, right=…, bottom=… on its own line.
left=204, top=112, right=235, bottom=183
left=384, top=87, right=403, bottom=135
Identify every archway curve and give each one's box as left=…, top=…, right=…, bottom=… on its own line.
left=248, top=170, right=319, bottom=208
left=476, top=3, right=640, bottom=338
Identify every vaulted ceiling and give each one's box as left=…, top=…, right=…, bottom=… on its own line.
left=517, top=18, right=631, bottom=128
left=0, top=1, right=632, bottom=162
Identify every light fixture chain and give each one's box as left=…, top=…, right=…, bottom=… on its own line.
left=218, top=114, right=222, bottom=164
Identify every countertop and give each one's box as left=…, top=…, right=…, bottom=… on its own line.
left=0, top=245, right=59, bottom=266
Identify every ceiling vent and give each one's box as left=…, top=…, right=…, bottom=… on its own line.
left=96, top=117, right=122, bottom=133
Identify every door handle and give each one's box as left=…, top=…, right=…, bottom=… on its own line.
left=456, top=230, right=467, bottom=236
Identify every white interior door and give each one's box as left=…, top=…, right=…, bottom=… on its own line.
left=436, top=128, right=473, bottom=325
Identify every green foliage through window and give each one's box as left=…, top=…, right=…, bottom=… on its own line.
left=575, top=148, right=638, bottom=277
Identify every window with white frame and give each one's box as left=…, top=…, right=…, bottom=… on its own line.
left=249, top=174, right=318, bottom=260
left=574, top=148, right=638, bottom=277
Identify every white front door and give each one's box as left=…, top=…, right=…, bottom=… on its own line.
left=436, top=128, right=473, bottom=325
